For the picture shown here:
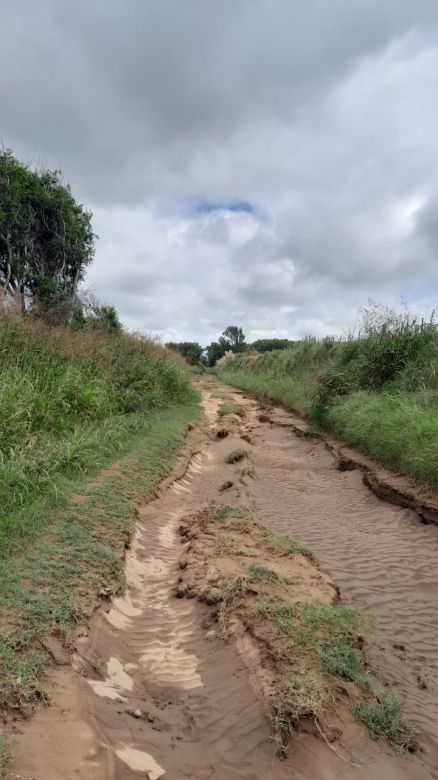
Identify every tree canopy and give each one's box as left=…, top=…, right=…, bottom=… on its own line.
left=0, top=149, right=95, bottom=321
left=166, top=341, right=203, bottom=365
left=206, top=325, right=246, bottom=366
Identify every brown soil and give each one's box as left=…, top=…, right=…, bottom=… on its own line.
left=7, top=381, right=436, bottom=779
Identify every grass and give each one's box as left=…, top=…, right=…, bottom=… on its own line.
left=225, top=448, right=247, bottom=463
left=247, top=563, right=281, bottom=583
left=0, top=310, right=195, bottom=552
left=219, top=402, right=246, bottom=418
left=256, top=598, right=372, bottom=684
left=216, top=308, right=438, bottom=489
left=268, top=534, right=318, bottom=564
left=271, top=673, right=328, bottom=743
left=353, top=688, right=415, bottom=750
left=214, top=504, right=252, bottom=532
left=215, top=533, right=239, bottom=555
left=326, top=390, right=438, bottom=487
left=0, top=399, right=199, bottom=714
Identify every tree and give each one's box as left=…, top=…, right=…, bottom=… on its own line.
left=166, top=342, right=203, bottom=366
left=91, top=305, right=122, bottom=333
left=222, top=325, right=246, bottom=352
left=0, top=148, right=95, bottom=321
left=206, top=340, right=227, bottom=367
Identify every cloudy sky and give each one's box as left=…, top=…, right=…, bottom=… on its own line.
left=1, top=1, right=438, bottom=344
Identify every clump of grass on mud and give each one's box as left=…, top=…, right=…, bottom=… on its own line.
left=225, top=448, right=248, bottom=463
left=214, top=504, right=252, bottom=532
left=256, top=598, right=372, bottom=684
left=247, top=563, right=282, bottom=583
left=353, top=688, right=415, bottom=750
left=271, top=673, right=328, bottom=751
left=215, top=533, right=240, bottom=555
left=268, top=533, right=318, bottom=564
left=219, top=402, right=246, bottom=418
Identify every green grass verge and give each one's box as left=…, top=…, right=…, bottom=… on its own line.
left=0, top=311, right=194, bottom=552
left=218, top=369, right=313, bottom=415
left=326, top=390, right=438, bottom=488
left=0, top=399, right=199, bottom=714
left=216, top=312, right=438, bottom=488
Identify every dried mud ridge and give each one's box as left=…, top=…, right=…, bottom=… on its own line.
left=177, top=503, right=360, bottom=757
left=8, top=382, right=436, bottom=780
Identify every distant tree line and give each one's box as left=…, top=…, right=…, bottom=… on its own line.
left=168, top=329, right=296, bottom=367
left=0, top=148, right=120, bottom=332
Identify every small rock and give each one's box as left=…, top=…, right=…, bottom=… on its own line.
left=147, top=713, right=155, bottom=723
left=99, top=586, right=112, bottom=598
left=132, top=709, right=142, bottom=718
left=206, top=629, right=217, bottom=640
left=417, top=675, right=428, bottom=690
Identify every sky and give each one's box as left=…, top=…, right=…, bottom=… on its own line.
left=1, top=0, right=438, bottom=344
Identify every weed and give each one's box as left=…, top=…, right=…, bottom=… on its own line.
left=214, top=505, right=251, bottom=532
left=268, top=534, right=318, bottom=564
left=272, top=673, right=328, bottom=740
left=353, top=688, right=415, bottom=750
left=219, top=402, right=246, bottom=418
left=215, top=533, right=239, bottom=555
left=247, top=563, right=281, bottom=583
left=225, top=449, right=247, bottom=464
left=255, top=598, right=372, bottom=685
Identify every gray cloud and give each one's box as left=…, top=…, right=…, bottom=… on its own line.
left=1, top=1, right=438, bottom=342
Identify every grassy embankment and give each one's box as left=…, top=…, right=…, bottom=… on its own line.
left=0, top=310, right=199, bottom=719
left=217, top=314, right=438, bottom=489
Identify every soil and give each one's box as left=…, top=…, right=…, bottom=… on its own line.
left=7, top=381, right=437, bottom=779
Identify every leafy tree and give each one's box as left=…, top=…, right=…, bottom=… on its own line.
left=166, top=341, right=203, bottom=365
left=206, top=340, right=227, bottom=367
left=222, top=325, right=246, bottom=352
left=90, top=305, right=122, bottom=333
left=0, top=149, right=95, bottom=321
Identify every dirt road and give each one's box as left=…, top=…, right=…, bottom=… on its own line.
left=9, top=382, right=437, bottom=779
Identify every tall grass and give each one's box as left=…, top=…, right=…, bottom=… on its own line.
left=0, top=309, right=195, bottom=551
left=217, top=309, right=438, bottom=488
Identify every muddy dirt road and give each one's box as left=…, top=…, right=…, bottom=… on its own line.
left=9, top=383, right=437, bottom=779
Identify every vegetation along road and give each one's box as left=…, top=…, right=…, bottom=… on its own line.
left=7, top=379, right=438, bottom=780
